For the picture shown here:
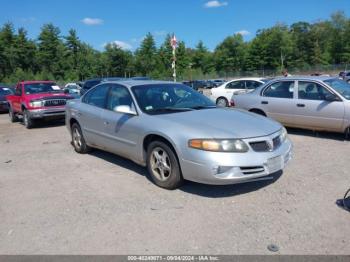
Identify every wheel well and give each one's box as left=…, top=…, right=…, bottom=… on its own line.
left=143, top=134, right=176, bottom=154
left=70, top=118, right=79, bottom=128
left=216, top=96, right=228, bottom=103
left=143, top=134, right=182, bottom=173
left=249, top=108, right=266, bottom=116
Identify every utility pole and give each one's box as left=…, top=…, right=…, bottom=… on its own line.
left=170, top=34, right=177, bottom=82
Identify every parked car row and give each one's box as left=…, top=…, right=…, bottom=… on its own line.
left=182, top=79, right=226, bottom=91
left=6, top=75, right=350, bottom=190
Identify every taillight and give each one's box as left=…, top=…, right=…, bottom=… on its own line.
left=230, top=100, right=235, bottom=107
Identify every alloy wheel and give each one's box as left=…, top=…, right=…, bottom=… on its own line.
left=150, top=147, right=172, bottom=181
left=73, top=127, right=82, bottom=149
left=217, top=98, right=228, bottom=107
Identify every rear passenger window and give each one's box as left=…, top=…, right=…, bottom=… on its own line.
left=298, top=81, right=333, bottom=101
left=83, top=84, right=109, bottom=108
left=226, top=81, right=245, bottom=89
left=246, top=81, right=262, bottom=89
left=263, top=81, right=294, bottom=99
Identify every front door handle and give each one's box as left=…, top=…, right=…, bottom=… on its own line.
left=261, top=101, right=268, bottom=105
left=297, top=104, right=305, bottom=107
left=104, top=121, right=109, bottom=125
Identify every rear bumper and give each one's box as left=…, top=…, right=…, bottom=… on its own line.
left=27, top=108, right=66, bottom=119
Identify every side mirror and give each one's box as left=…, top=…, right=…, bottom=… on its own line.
left=324, top=93, right=340, bottom=102
left=64, top=89, right=69, bottom=94
left=114, top=105, right=137, bottom=115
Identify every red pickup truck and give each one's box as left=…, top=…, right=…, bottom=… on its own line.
left=6, top=81, right=73, bottom=129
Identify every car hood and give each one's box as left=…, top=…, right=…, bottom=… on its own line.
left=153, top=108, right=282, bottom=139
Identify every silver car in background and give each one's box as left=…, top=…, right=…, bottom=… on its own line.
left=66, top=81, right=292, bottom=189
left=232, top=76, right=350, bottom=135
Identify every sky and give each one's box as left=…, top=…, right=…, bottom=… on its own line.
left=1, top=0, right=350, bottom=51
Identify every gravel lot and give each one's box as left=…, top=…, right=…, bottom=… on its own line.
left=0, top=113, right=349, bottom=255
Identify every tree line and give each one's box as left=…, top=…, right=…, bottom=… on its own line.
left=0, top=11, right=349, bottom=84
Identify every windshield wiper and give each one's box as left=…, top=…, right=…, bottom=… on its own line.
left=148, top=107, right=195, bottom=113
left=190, top=105, right=217, bottom=110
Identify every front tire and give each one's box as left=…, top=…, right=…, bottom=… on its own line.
left=23, top=109, right=34, bottom=129
left=146, top=141, right=183, bottom=189
left=216, top=97, right=228, bottom=107
left=71, top=123, right=91, bottom=153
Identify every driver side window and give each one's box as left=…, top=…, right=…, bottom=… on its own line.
left=106, top=84, right=134, bottom=111
left=226, top=81, right=245, bottom=89
left=298, top=81, right=333, bottom=101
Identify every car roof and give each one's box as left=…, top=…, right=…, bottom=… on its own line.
left=271, top=76, right=337, bottom=81
left=228, top=77, right=265, bottom=81
left=102, top=80, right=176, bottom=88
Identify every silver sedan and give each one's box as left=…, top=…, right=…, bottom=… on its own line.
left=232, top=76, right=350, bottom=136
left=66, top=81, right=292, bottom=189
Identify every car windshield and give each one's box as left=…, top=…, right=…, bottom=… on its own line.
left=324, top=79, right=350, bottom=100
left=0, top=87, right=13, bottom=95
left=132, top=84, right=216, bottom=115
left=24, top=83, right=61, bottom=94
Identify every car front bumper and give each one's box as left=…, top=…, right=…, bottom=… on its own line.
left=28, top=108, right=66, bottom=119
left=180, top=138, right=292, bottom=185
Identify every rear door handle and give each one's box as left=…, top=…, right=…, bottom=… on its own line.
left=261, top=101, right=268, bottom=105
left=297, top=104, right=305, bottom=107
left=104, top=121, right=109, bottom=125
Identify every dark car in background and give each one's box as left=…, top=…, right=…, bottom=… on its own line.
left=339, top=71, right=350, bottom=83
left=182, top=80, right=209, bottom=90
left=80, top=77, right=126, bottom=95
left=0, top=86, right=14, bottom=112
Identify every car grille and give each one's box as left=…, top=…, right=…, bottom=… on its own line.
left=249, top=141, right=270, bottom=152
left=249, top=135, right=282, bottom=152
left=44, top=99, right=66, bottom=107
left=240, top=166, right=265, bottom=175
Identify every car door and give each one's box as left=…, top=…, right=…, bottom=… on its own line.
left=100, top=84, right=140, bottom=159
left=293, top=81, right=345, bottom=131
left=12, top=84, right=22, bottom=112
left=78, top=84, right=110, bottom=148
left=225, top=80, right=246, bottom=97
left=260, top=80, right=296, bottom=125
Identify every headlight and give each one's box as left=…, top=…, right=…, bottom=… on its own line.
left=280, top=127, right=288, bottom=142
left=188, top=139, right=249, bottom=152
left=29, top=100, right=44, bottom=107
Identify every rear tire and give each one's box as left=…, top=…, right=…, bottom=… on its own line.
left=71, top=123, right=91, bottom=153
left=345, top=127, right=350, bottom=141
left=146, top=141, right=184, bottom=189
left=216, top=97, right=228, bottom=107
left=9, top=106, right=18, bottom=123
left=23, top=109, right=34, bottom=129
